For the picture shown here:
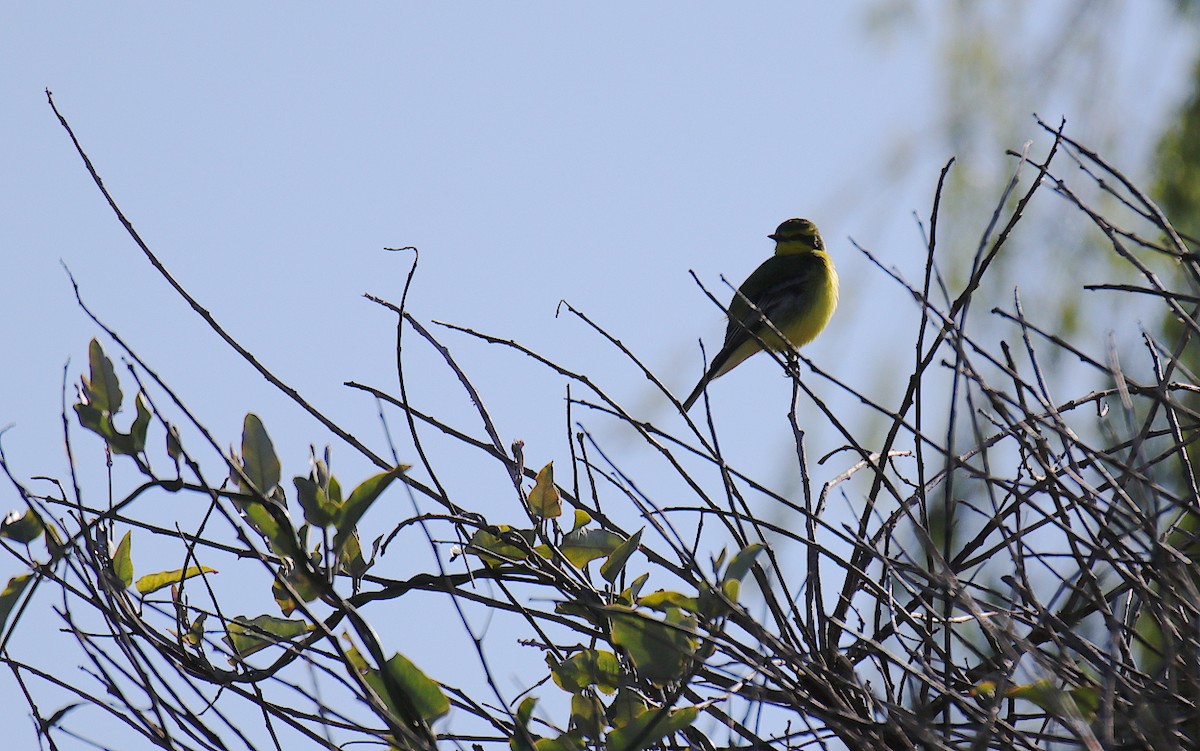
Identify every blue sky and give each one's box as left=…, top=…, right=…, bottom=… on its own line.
left=3, top=3, right=1197, bottom=748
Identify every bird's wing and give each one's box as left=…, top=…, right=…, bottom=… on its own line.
left=720, top=253, right=827, bottom=348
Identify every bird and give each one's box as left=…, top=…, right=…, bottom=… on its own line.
left=682, top=218, right=838, bottom=412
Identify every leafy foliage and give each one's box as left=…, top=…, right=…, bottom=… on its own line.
left=6, top=102, right=1200, bottom=751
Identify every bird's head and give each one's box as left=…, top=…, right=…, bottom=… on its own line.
left=769, top=218, right=824, bottom=251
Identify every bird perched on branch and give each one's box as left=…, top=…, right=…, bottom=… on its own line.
left=682, top=218, right=838, bottom=412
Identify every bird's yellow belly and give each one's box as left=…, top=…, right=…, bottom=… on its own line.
left=713, top=269, right=838, bottom=378
left=767, top=271, right=838, bottom=351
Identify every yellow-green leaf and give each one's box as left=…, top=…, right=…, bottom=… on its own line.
left=272, top=559, right=323, bottom=616
left=184, top=612, right=207, bottom=646
left=606, top=688, right=647, bottom=729
left=136, top=565, right=216, bottom=595
left=570, top=693, right=606, bottom=740
left=372, top=651, right=450, bottom=722
left=527, top=462, right=562, bottom=519
left=112, top=530, right=134, bottom=588
left=536, top=733, right=584, bottom=751
left=550, top=649, right=622, bottom=694
left=606, top=706, right=697, bottom=751
left=0, top=573, right=33, bottom=634
left=510, top=696, right=538, bottom=751
left=470, top=526, right=534, bottom=567
left=618, top=573, right=650, bottom=605
left=561, top=528, right=623, bottom=568
left=637, top=590, right=699, bottom=613
left=224, top=614, right=311, bottom=658
left=600, top=528, right=642, bottom=583
left=606, top=606, right=697, bottom=686
left=571, top=509, right=592, bottom=532
left=722, top=542, right=765, bottom=584
left=334, top=465, right=405, bottom=551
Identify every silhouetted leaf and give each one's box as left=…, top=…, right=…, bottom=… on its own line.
left=600, top=528, right=642, bottom=583
left=82, top=339, right=121, bottom=414
left=0, top=508, right=44, bottom=544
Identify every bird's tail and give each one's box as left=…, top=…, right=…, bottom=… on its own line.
left=681, top=378, right=708, bottom=412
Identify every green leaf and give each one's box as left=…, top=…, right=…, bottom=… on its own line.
left=510, top=696, right=538, bottom=751
left=637, top=590, right=699, bottom=613
left=224, top=614, right=311, bottom=658
left=112, top=531, right=133, bottom=588
left=722, top=542, right=765, bottom=584
left=294, top=475, right=338, bottom=527
left=372, top=651, right=450, bottom=723
left=561, top=527, right=623, bottom=568
left=570, top=693, right=606, bottom=740
left=334, top=466, right=405, bottom=549
left=0, top=508, right=44, bottom=544
left=536, top=733, right=584, bottom=751
left=721, top=578, right=741, bottom=604
left=73, top=402, right=111, bottom=441
left=600, top=528, right=643, bottom=583
left=239, top=414, right=280, bottom=495
left=100, top=393, right=152, bottom=457
left=527, top=462, right=561, bottom=519
left=606, top=706, right=697, bottom=751
left=618, top=573, right=650, bottom=605
left=516, top=695, right=537, bottom=725
left=606, top=688, right=647, bottom=729
left=166, top=424, right=183, bottom=462
left=183, top=612, right=207, bottom=647
left=230, top=493, right=297, bottom=558
left=469, top=526, right=534, bottom=567
left=0, top=574, right=32, bottom=634
left=337, top=528, right=371, bottom=577
left=271, top=558, right=324, bottom=616
left=127, top=392, right=151, bottom=455
left=555, top=601, right=609, bottom=631
left=135, top=565, right=217, bottom=595
left=606, top=606, right=697, bottom=685
left=82, top=339, right=122, bottom=414
left=550, top=649, right=622, bottom=694
left=571, top=509, right=592, bottom=532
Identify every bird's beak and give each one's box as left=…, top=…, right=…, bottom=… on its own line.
left=767, top=233, right=776, bottom=240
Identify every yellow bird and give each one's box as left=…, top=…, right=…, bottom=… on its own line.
left=682, top=218, right=838, bottom=412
